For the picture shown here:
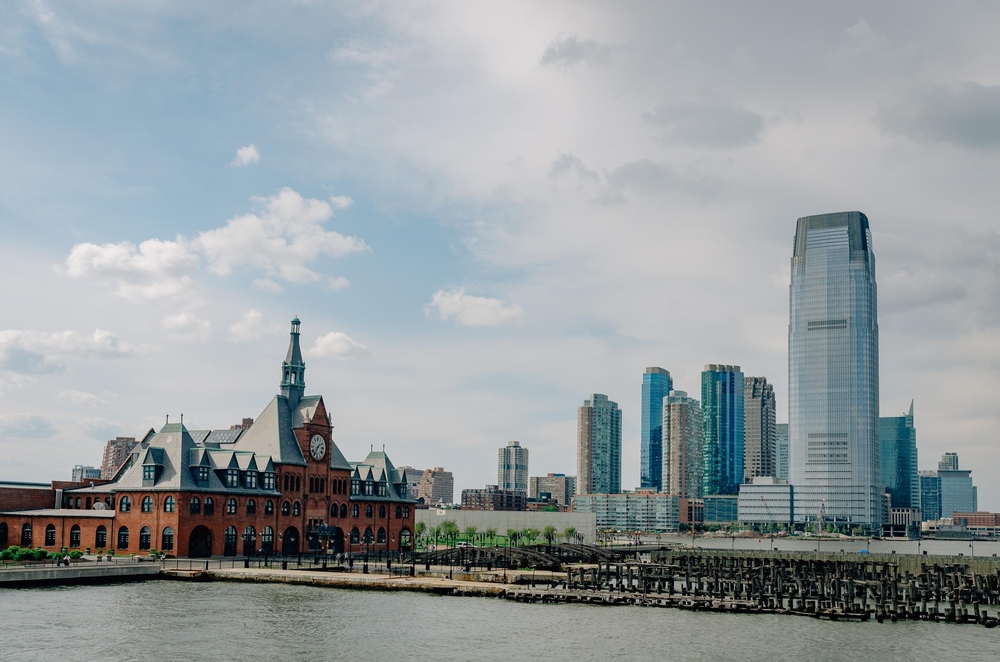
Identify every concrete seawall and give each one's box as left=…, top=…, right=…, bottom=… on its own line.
left=0, top=563, right=161, bottom=588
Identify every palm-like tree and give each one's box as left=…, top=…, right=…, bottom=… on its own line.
left=484, top=527, right=497, bottom=546
left=506, top=528, right=520, bottom=547
left=562, top=527, right=577, bottom=543
left=441, top=520, right=459, bottom=547
left=542, top=525, right=558, bottom=547
left=463, top=525, right=478, bottom=544
left=523, top=528, right=540, bottom=544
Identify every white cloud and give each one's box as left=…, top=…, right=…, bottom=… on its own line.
left=310, top=331, right=369, bottom=359
left=327, top=276, right=350, bottom=291
left=228, top=309, right=280, bottom=343
left=58, top=390, right=109, bottom=408
left=61, top=237, right=198, bottom=302
left=251, top=278, right=284, bottom=293
left=229, top=143, right=260, bottom=166
left=329, top=195, right=354, bottom=209
left=195, top=187, right=369, bottom=284
left=79, top=416, right=122, bottom=439
left=0, top=328, right=140, bottom=374
left=162, top=312, right=211, bottom=342
left=424, top=289, right=524, bottom=327
left=0, top=413, right=57, bottom=438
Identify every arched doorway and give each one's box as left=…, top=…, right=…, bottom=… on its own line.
left=188, top=525, right=212, bottom=558
left=282, top=527, right=299, bottom=556
left=332, top=527, right=344, bottom=554
left=223, top=526, right=238, bottom=556
left=242, top=526, right=256, bottom=556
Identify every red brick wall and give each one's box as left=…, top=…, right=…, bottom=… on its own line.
left=0, top=513, right=114, bottom=552
left=0, top=486, right=56, bottom=512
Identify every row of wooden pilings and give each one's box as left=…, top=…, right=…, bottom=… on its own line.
left=521, top=551, right=1000, bottom=626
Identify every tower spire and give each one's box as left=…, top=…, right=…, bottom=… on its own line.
left=280, top=317, right=306, bottom=409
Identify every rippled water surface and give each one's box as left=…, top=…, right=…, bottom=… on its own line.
left=3, top=580, right=998, bottom=661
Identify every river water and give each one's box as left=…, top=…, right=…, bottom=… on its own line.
left=2, top=581, right=997, bottom=661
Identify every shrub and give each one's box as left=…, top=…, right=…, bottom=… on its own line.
left=69, top=551, right=83, bottom=559
left=0, top=549, right=12, bottom=561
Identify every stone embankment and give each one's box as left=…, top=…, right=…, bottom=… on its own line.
left=0, top=562, right=160, bottom=588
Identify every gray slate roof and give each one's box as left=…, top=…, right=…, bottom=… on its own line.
left=234, top=394, right=352, bottom=470
left=349, top=450, right=417, bottom=503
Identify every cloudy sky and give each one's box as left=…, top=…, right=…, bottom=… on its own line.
left=1, top=2, right=997, bottom=507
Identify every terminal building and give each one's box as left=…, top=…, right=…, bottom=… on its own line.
left=0, top=319, right=416, bottom=558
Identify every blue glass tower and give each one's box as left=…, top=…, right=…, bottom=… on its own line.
left=640, top=367, right=672, bottom=490
left=880, top=401, right=918, bottom=510
left=701, top=364, right=744, bottom=495
left=789, top=211, right=881, bottom=527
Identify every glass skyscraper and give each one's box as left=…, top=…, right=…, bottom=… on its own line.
left=640, top=367, right=672, bottom=490
left=702, top=364, right=744, bottom=496
left=576, top=394, right=622, bottom=495
left=789, top=211, right=882, bottom=527
left=662, top=390, right=703, bottom=498
left=775, top=423, right=789, bottom=481
left=880, top=401, right=919, bottom=510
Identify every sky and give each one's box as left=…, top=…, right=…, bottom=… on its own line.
left=0, top=2, right=998, bottom=508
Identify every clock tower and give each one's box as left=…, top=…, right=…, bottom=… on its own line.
left=280, top=318, right=306, bottom=410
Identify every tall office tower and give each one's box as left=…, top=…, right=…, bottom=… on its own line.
left=702, top=364, right=745, bottom=495
left=918, top=471, right=941, bottom=521
left=101, top=436, right=139, bottom=479
left=938, top=452, right=959, bottom=472
left=529, top=473, right=576, bottom=505
left=418, top=467, right=454, bottom=505
left=498, top=441, right=529, bottom=492
left=576, top=394, right=622, bottom=495
left=789, top=211, right=881, bottom=527
left=880, top=401, right=919, bottom=509
left=662, top=390, right=703, bottom=498
left=775, top=423, right=789, bottom=481
left=743, top=376, right=776, bottom=481
left=640, top=367, right=673, bottom=490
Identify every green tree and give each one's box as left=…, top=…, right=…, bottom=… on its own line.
left=484, top=527, right=497, bottom=546
left=542, top=525, right=558, bottom=546
left=463, top=525, right=478, bottom=544
left=523, top=528, right=540, bottom=543
left=506, top=529, right=520, bottom=547
left=562, top=527, right=577, bottom=543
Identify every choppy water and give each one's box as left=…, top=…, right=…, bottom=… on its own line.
left=2, top=581, right=997, bottom=661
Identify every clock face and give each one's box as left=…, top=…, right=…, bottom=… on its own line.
left=309, top=434, right=326, bottom=461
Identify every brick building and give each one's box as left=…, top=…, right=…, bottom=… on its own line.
left=101, top=436, right=142, bottom=480
left=460, top=485, right=526, bottom=511
left=0, top=319, right=416, bottom=558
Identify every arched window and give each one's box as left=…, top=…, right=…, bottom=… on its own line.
left=264, top=500, right=274, bottom=515
left=330, top=503, right=338, bottom=517
left=261, top=526, right=274, bottom=553
left=350, top=527, right=360, bottom=544
left=246, top=499, right=256, bottom=515
left=119, top=496, right=131, bottom=512
left=96, top=525, right=107, bottom=548
left=117, top=526, right=129, bottom=550
left=403, top=506, right=410, bottom=519
left=75, top=497, right=81, bottom=508
left=223, top=526, right=238, bottom=556
left=351, top=504, right=359, bottom=518
left=320, top=478, right=325, bottom=493
left=0, top=522, right=7, bottom=547
left=190, top=497, right=201, bottom=514
left=70, top=525, right=81, bottom=548
left=281, top=501, right=290, bottom=516
left=294, top=476, right=300, bottom=492
left=379, top=505, right=386, bottom=518
left=161, top=527, right=174, bottom=551
left=363, top=527, right=373, bottom=544
left=309, top=476, right=315, bottom=493
left=283, top=475, right=289, bottom=491
left=377, top=527, right=386, bottom=544
left=164, top=496, right=175, bottom=513
left=292, top=502, right=300, bottom=516
left=366, top=504, right=373, bottom=518
left=45, top=524, right=56, bottom=546
left=141, top=496, right=153, bottom=513
left=242, top=526, right=256, bottom=556
left=227, top=498, right=237, bottom=515
left=395, top=505, right=402, bottom=519
left=20, top=523, right=32, bottom=546
left=340, top=504, right=347, bottom=518
left=139, top=526, right=152, bottom=550
left=204, top=497, right=215, bottom=515
left=86, top=497, right=91, bottom=509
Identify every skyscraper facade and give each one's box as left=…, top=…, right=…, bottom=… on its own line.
left=938, top=452, right=959, bottom=472
left=498, top=441, right=529, bottom=492
left=788, top=211, right=881, bottom=527
left=743, top=376, right=776, bottom=481
left=702, top=364, right=744, bottom=496
left=662, top=390, right=703, bottom=499
left=576, top=394, right=622, bottom=495
left=640, top=367, right=673, bottom=491
left=101, top=436, right=140, bottom=479
left=919, top=471, right=941, bottom=521
left=880, top=401, right=919, bottom=510
left=775, top=423, right=789, bottom=481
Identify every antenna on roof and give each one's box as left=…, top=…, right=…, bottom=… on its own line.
left=371, top=444, right=373, bottom=453
left=180, top=413, right=184, bottom=425
left=382, top=444, right=385, bottom=453
left=166, top=414, right=169, bottom=425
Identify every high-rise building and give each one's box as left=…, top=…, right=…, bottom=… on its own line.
left=576, top=394, right=622, bottom=495
left=529, top=474, right=576, bottom=506
left=573, top=492, right=679, bottom=532
left=702, top=364, right=744, bottom=496
left=880, top=401, right=919, bottom=510
left=662, top=390, right=703, bottom=499
left=789, top=212, right=881, bottom=527
left=460, top=485, right=526, bottom=511
left=775, top=423, right=789, bottom=481
left=418, top=467, right=454, bottom=505
left=100, top=436, right=139, bottom=480
left=498, top=441, right=529, bottom=493
left=919, top=471, right=941, bottom=521
left=743, top=376, right=776, bottom=481
left=640, top=367, right=672, bottom=490
left=938, top=452, right=959, bottom=472
left=71, top=465, right=102, bottom=482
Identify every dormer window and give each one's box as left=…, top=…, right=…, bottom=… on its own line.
left=262, top=473, right=275, bottom=490
left=351, top=480, right=360, bottom=495
left=197, top=467, right=209, bottom=482
left=143, top=466, right=155, bottom=481
left=377, top=482, right=386, bottom=496
left=245, top=471, right=257, bottom=489
left=226, top=469, right=239, bottom=488
left=365, top=480, right=373, bottom=496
